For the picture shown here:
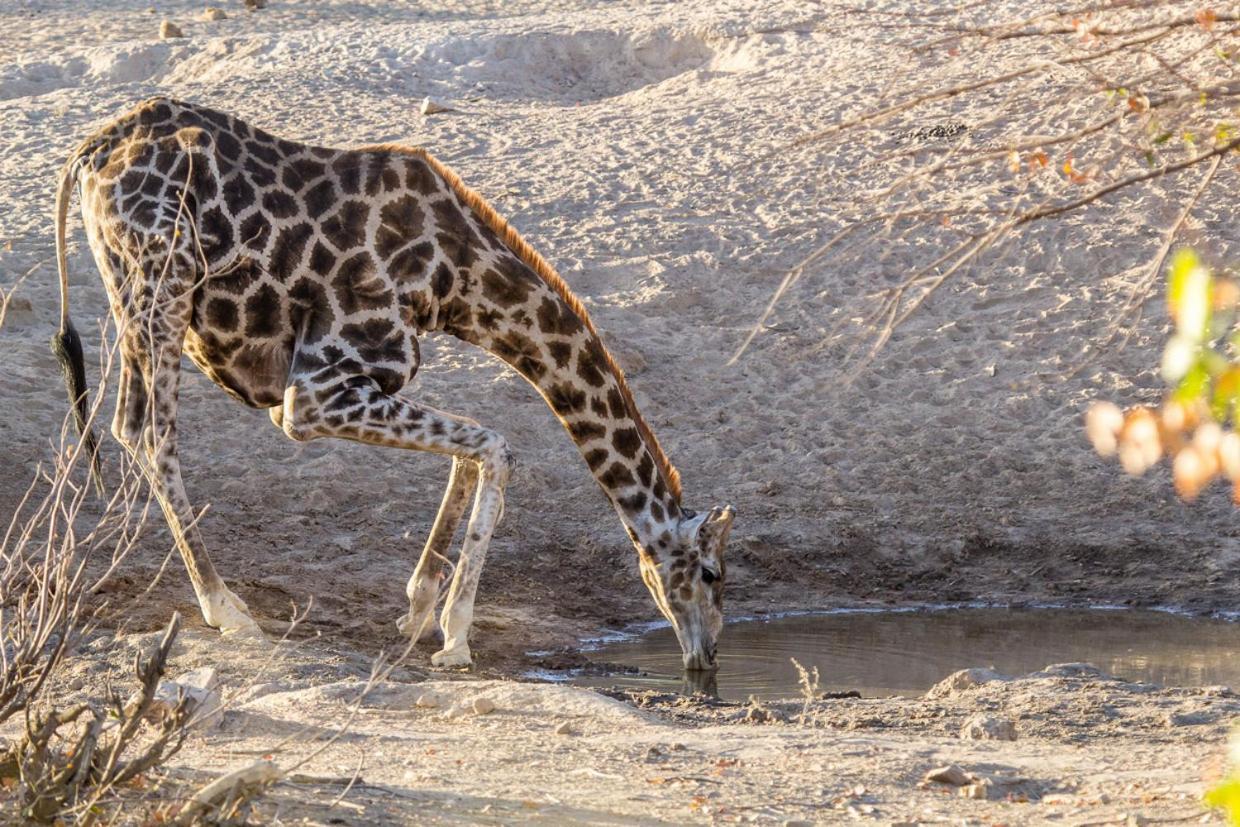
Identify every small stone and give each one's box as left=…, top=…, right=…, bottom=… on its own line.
left=924, top=764, right=971, bottom=786
left=960, top=713, right=1017, bottom=741
left=554, top=721, right=573, bottom=735
left=202, top=7, right=226, bottom=21
left=960, top=781, right=991, bottom=800
left=160, top=20, right=185, bottom=38
left=925, top=668, right=1007, bottom=699
left=414, top=693, right=439, bottom=709
left=420, top=97, right=453, bottom=115
left=1035, top=662, right=1107, bottom=679
left=144, top=666, right=221, bottom=728
left=1166, top=710, right=1212, bottom=727
left=472, top=697, right=495, bottom=715
left=783, top=821, right=812, bottom=827
left=244, top=0, right=267, bottom=8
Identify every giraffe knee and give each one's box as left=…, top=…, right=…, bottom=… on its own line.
left=277, top=385, right=322, bottom=442
left=479, top=434, right=514, bottom=483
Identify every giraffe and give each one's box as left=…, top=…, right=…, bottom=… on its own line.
left=52, top=97, right=735, bottom=670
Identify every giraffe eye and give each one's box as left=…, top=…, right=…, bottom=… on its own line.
left=700, top=565, right=718, bottom=585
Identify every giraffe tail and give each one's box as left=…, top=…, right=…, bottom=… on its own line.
left=51, top=151, right=104, bottom=496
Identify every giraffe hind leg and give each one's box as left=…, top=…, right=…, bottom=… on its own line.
left=114, top=236, right=262, bottom=639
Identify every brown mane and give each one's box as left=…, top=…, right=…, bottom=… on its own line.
left=372, top=144, right=683, bottom=504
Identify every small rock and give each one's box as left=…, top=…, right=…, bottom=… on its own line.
left=1166, top=710, right=1212, bottom=727
left=925, top=668, right=1007, bottom=699
left=160, top=20, right=185, bottom=39
left=472, top=697, right=495, bottom=715
left=960, top=781, right=991, bottom=800
left=414, top=693, right=440, bottom=709
left=924, top=764, right=971, bottom=786
left=202, top=7, right=226, bottom=21
left=960, top=713, right=1017, bottom=741
left=145, top=666, right=222, bottom=727
left=244, top=0, right=267, bottom=8
left=420, top=97, right=453, bottom=115
left=783, top=821, right=813, bottom=827
left=554, top=721, right=573, bottom=735
left=1035, top=663, right=1107, bottom=679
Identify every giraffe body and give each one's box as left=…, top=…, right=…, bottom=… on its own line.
left=53, top=97, right=734, bottom=669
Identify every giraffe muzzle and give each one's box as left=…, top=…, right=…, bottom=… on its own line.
left=681, top=635, right=719, bottom=673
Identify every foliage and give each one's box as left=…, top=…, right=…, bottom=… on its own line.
left=1205, top=727, right=1240, bottom=825
left=1086, top=249, right=1240, bottom=501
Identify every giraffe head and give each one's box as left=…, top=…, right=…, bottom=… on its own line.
left=639, top=505, right=735, bottom=672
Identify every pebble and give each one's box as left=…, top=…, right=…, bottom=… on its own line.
left=414, top=693, right=439, bottom=709
left=472, top=697, right=495, bottom=715
left=144, top=666, right=222, bottom=728
left=960, top=781, right=991, bottom=800
left=925, top=667, right=1007, bottom=698
left=555, top=721, right=573, bottom=735
left=160, top=20, right=185, bottom=38
left=202, top=7, right=226, bottom=21
left=1165, top=710, right=1212, bottom=727
left=960, top=713, right=1017, bottom=741
left=244, top=0, right=267, bottom=8
left=420, top=97, right=453, bottom=115
left=924, top=764, right=970, bottom=786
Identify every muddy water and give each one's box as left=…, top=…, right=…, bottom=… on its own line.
left=573, top=608, right=1240, bottom=700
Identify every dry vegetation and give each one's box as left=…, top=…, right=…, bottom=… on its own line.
left=738, top=0, right=1240, bottom=373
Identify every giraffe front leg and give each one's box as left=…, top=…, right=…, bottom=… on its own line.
left=277, top=374, right=512, bottom=667
left=433, top=450, right=510, bottom=667
left=397, top=455, right=480, bottom=643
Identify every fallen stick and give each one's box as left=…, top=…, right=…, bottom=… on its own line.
left=173, top=759, right=284, bottom=825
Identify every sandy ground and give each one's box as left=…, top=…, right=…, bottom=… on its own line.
left=12, top=626, right=1229, bottom=824
left=2, top=0, right=1239, bottom=822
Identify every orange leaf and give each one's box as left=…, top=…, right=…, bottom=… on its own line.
left=1197, top=8, right=1217, bottom=30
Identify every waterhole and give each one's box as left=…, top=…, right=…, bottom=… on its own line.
left=572, top=608, right=1240, bottom=700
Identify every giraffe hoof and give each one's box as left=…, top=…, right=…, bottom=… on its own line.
left=431, top=645, right=472, bottom=668
left=203, top=588, right=264, bottom=639
left=396, top=609, right=438, bottom=643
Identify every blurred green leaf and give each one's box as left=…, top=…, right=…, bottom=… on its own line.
left=1205, top=776, right=1240, bottom=826
left=1169, top=248, right=1212, bottom=341
left=1162, top=334, right=1198, bottom=382
left=1175, top=361, right=1210, bottom=402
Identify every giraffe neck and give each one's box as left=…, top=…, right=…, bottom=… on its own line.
left=414, top=148, right=684, bottom=554
left=441, top=276, right=682, bottom=550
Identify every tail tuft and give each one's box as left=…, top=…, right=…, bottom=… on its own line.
left=51, top=321, right=104, bottom=495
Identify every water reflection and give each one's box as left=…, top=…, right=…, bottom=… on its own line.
left=574, top=609, right=1240, bottom=701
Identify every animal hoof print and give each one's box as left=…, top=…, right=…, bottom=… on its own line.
left=431, top=647, right=472, bottom=669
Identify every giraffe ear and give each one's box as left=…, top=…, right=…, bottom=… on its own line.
left=697, top=505, right=735, bottom=554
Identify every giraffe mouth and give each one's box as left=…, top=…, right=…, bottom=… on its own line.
left=682, top=638, right=719, bottom=673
